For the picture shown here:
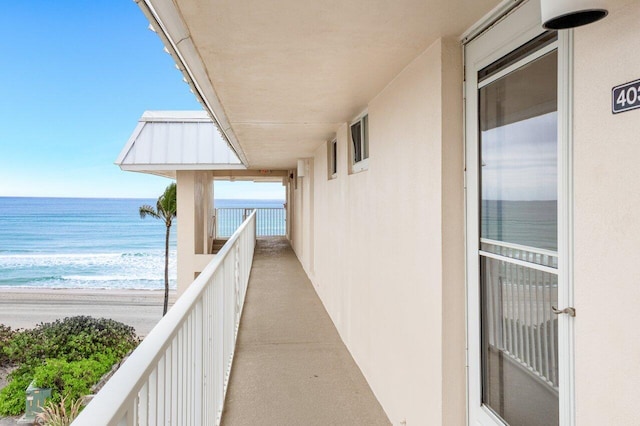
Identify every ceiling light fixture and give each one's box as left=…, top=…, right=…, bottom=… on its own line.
left=542, top=0, right=608, bottom=30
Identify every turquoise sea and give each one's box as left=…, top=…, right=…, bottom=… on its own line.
left=0, top=197, right=284, bottom=290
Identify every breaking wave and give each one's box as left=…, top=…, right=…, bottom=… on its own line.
left=0, top=250, right=176, bottom=290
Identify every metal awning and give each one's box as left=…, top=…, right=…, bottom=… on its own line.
left=116, top=110, right=245, bottom=178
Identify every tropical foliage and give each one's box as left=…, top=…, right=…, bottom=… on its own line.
left=139, top=182, right=177, bottom=316
left=0, top=317, right=139, bottom=416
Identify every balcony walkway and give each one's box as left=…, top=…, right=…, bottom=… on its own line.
left=221, top=237, right=390, bottom=425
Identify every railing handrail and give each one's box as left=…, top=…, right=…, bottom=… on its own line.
left=215, top=207, right=284, bottom=211
left=73, top=211, right=257, bottom=425
left=480, top=237, right=558, bottom=258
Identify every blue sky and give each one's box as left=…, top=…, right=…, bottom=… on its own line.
left=0, top=1, right=284, bottom=200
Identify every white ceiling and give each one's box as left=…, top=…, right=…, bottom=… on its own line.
left=149, top=0, right=500, bottom=169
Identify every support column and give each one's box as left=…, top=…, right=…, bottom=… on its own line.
left=176, top=170, right=214, bottom=296
left=176, top=171, right=196, bottom=296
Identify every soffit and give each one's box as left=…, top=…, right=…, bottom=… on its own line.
left=170, top=0, right=500, bottom=168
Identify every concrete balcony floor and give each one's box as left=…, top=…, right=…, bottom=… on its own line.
left=221, top=237, right=390, bottom=425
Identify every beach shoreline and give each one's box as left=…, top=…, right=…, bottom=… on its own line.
left=0, top=288, right=177, bottom=338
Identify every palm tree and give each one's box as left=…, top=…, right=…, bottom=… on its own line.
left=139, top=182, right=177, bottom=316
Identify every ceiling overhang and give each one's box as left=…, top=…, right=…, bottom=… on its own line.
left=137, top=0, right=502, bottom=169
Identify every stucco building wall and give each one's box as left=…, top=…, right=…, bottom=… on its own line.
left=289, top=3, right=640, bottom=423
left=573, top=2, right=640, bottom=424
left=292, top=38, right=465, bottom=425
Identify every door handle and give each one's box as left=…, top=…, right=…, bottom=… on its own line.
left=551, top=306, right=576, bottom=317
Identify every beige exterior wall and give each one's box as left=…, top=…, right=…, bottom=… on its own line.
left=176, top=170, right=214, bottom=296
left=439, top=38, right=465, bottom=426
left=292, top=38, right=465, bottom=425
left=292, top=159, right=316, bottom=275
left=288, top=4, right=640, bottom=424
left=573, top=2, right=640, bottom=424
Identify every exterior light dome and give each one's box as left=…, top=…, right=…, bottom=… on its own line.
left=541, top=0, right=608, bottom=30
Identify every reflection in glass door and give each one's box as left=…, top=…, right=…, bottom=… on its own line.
left=478, top=33, right=559, bottom=426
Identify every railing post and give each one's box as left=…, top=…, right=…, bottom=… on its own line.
left=139, top=383, right=148, bottom=425
left=214, top=208, right=219, bottom=240
left=214, top=269, right=224, bottom=423
left=194, top=299, right=203, bottom=425
left=149, top=370, right=158, bottom=425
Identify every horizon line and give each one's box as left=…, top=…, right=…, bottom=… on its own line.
left=0, top=195, right=286, bottom=201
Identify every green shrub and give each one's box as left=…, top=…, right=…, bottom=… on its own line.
left=33, top=357, right=115, bottom=407
left=4, top=316, right=138, bottom=367
left=0, top=316, right=139, bottom=416
left=0, top=324, right=16, bottom=365
left=0, top=370, right=31, bottom=416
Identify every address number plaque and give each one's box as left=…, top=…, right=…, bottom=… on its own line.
left=612, top=79, right=640, bottom=114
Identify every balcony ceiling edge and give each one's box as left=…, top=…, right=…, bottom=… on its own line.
left=137, top=0, right=502, bottom=169
left=136, top=0, right=250, bottom=168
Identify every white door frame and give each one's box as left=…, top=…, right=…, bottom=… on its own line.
left=463, top=1, right=575, bottom=425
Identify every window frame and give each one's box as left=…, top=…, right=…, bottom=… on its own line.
left=327, top=138, right=337, bottom=179
left=464, top=1, right=575, bottom=425
left=350, top=112, right=369, bottom=173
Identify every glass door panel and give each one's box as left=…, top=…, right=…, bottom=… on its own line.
left=478, top=38, right=559, bottom=426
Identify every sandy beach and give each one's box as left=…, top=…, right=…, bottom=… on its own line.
left=0, top=288, right=177, bottom=338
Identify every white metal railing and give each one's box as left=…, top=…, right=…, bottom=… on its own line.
left=73, top=211, right=257, bottom=426
left=480, top=238, right=559, bottom=388
left=214, top=207, right=285, bottom=237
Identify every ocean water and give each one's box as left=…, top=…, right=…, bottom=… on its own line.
left=481, top=199, right=557, bottom=251
left=0, top=197, right=284, bottom=290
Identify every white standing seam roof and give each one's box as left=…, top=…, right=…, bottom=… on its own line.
left=116, top=111, right=245, bottom=178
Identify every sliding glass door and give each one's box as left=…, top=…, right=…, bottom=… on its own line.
left=465, top=1, right=574, bottom=425
left=479, top=33, right=559, bottom=426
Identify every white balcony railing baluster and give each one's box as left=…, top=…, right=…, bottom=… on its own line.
left=73, top=211, right=257, bottom=426
left=480, top=238, right=559, bottom=389
left=214, top=207, right=285, bottom=237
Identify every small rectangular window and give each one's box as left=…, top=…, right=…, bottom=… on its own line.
left=351, top=121, right=362, bottom=163
left=327, top=139, right=337, bottom=179
left=350, top=113, right=369, bottom=173
left=362, top=115, right=369, bottom=160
